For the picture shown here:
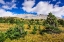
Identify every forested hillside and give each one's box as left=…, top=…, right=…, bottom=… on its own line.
left=0, top=13, right=64, bottom=42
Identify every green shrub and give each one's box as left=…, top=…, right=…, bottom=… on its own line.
left=0, top=31, right=6, bottom=42
left=58, top=19, right=64, bottom=27
left=45, top=26, right=61, bottom=33
left=31, top=26, right=37, bottom=34
left=39, top=25, right=61, bottom=35
left=6, top=26, right=27, bottom=40
left=31, top=30, right=36, bottom=34
left=43, top=12, right=58, bottom=27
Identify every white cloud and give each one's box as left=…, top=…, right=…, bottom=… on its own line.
left=0, top=9, right=17, bottom=17
left=0, top=0, right=5, bottom=4
left=1, top=0, right=17, bottom=10
left=2, top=3, right=17, bottom=10
left=0, top=0, right=17, bottom=17
left=22, top=0, right=35, bottom=12
left=33, top=1, right=53, bottom=14
left=22, top=0, right=64, bottom=18
left=56, top=1, right=61, bottom=5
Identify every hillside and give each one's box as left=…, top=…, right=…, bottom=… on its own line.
left=12, top=14, right=62, bottom=19
left=0, top=13, right=64, bottom=42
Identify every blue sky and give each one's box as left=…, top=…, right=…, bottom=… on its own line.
left=0, top=0, right=64, bottom=18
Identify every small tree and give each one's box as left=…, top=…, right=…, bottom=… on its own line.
left=46, top=12, right=58, bottom=27
left=41, top=12, right=61, bottom=34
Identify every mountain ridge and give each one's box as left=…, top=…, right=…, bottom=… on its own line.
left=15, top=14, right=62, bottom=19
left=2, top=14, right=62, bottom=19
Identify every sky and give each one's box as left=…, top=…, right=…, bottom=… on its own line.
left=0, top=0, right=64, bottom=18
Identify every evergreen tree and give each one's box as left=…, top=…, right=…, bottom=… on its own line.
left=46, top=12, right=58, bottom=27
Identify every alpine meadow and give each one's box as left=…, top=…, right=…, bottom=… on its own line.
left=0, top=0, right=64, bottom=42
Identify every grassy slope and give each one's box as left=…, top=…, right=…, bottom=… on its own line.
left=0, top=17, right=64, bottom=42
left=0, top=23, right=16, bottom=31
left=0, top=23, right=64, bottom=42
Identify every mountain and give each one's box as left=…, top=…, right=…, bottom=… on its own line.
left=15, top=14, right=62, bottom=19
left=15, top=14, right=47, bottom=19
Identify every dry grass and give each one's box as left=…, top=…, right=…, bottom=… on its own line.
left=4, top=33, right=64, bottom=42
left=0, top=23, right=64, bottom=42
left=0, top=23, right=16, bottom=31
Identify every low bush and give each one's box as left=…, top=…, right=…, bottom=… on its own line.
left=39, top=25, right=61, bottom=35
left=5, top=26, right=27, bottom=40
left=0, top=31, right=6, bottom=42
left=31, top=26, right=37, bottom=34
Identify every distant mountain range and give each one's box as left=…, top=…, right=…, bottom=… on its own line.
left=15, top=14, right=47, bottom=19
left=15, top=14, right=62, bottom=19
left=3, top=14, right=62, bottom=19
